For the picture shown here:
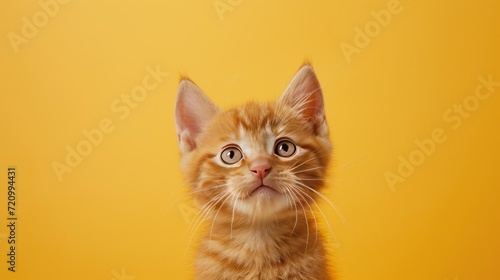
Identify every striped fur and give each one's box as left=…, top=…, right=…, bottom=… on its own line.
left=175, top=65, right=334, bottom=279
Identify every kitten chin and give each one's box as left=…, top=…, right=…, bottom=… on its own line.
left=234, top=190, right=290, bottom=220
left=175, top=64, right=334, bottom=280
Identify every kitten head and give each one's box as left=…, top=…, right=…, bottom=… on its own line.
left=175, top=65, right=332, bottom=221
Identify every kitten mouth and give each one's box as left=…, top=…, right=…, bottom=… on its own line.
left=250, top=185, right=278, bottom=196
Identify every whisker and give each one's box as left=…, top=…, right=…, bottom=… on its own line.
left=184, top=196, right=216, bottom=240
left=283, top=186, right=299, bottom=237
left=292, top=184, right=339, bottom=248
left=183, top=191, right=227, bottom=256
left=161, top=183, right=193, bottom=217
left=230, top=190, right=240, bottom=239
left=292, top=179, right=353, bottom=234
left=185, top=190, right=224, bottom=235
left=285, top=184, right=310, bottom=255
left=187, top=184, right=227, bottom=195
left=335, top=153, right=367, bottom=171
left=289, top=184, right=318, bottom=249
left=295, top=197, right=309, bottom=254
left=209, top=193, right=233, bottom=244
left=296, top=178, right=325, bottom=181
left=287, top=156, right=325, bottom=172
left=162, top=182, right=227, bottom=218
left=293, top=166, right=324, bottom=174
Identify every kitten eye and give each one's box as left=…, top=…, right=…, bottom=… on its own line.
left=274, top=139, right=296, bottom=157
left=220, top=146, right=243, bottom=165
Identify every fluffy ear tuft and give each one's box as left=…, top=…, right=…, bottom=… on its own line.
left=174, top=79, right=220, bottom=154
left=278, top=65, right=327, bottom=135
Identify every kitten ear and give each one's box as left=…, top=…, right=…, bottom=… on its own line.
left=278, top=65, right=327, bottom=135
left=175, top=79, right=221, bottom=153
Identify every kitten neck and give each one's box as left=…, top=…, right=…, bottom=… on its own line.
left=207, top=208, right=321, bottom=254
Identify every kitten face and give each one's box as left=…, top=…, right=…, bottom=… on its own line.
left=175, top=65, right=332, bottom=221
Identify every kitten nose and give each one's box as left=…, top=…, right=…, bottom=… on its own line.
left=250, top=159, right=272, bottom=180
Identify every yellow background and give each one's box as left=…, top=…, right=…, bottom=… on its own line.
left=1, top=0, right=499, bottom=279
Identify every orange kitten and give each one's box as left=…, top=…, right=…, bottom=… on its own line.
left=175, top=65, right=333, bottom=279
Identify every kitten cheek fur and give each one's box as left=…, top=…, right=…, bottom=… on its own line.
left=174, top=64, right=335, bottom=279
